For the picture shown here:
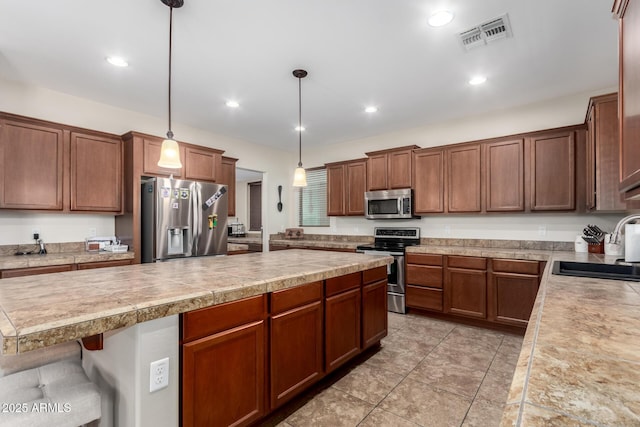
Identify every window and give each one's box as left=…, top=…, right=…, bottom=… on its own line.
left=298, top=168, right=329, bottom=227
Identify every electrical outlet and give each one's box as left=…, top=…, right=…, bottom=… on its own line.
left=444, top=225, right=451, bottom=235
left=149, top=357, right=169, bottom=393
left=88, top=227, right=97, bottom=237
left=538, top=226, right=547, bottom=236
left=32, top=229, right=40, bottom=239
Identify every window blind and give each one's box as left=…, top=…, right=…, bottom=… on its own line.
left=298, top=168, right=330, bottom=227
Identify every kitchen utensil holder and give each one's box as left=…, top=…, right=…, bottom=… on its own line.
left=587, top=241, right=604, bottom=254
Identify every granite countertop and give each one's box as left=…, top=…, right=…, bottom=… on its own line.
left=0, top=250, right=392, bottom=355
left=228, top=236, right=263, bottom=245
left=406, top=245, right=640, bottom=425
left=0, top=251, right=135, bottom=270
left=269, top=238, right=368, bottom=250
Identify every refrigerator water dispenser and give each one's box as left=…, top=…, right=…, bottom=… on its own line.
left=167, top=228, right=188, bottom=255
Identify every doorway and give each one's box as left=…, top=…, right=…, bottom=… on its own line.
left=248, top=181, right=262, bottom=231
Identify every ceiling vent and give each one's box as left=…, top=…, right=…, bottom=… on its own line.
left=459, top=13, right=512, bottom=51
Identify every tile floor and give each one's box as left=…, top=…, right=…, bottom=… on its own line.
left=262, top=312, right=523, bottom=427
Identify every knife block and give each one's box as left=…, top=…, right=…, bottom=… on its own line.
left=587, top=241, right=604, bottom=254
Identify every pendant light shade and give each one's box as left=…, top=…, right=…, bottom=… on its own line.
left=158, top=0, right=183, bottom=169
left=292, top=69, right=308, bottom=187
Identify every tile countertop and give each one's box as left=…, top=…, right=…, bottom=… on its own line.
left=0, top=250, right=392, bottom=355
left=269, top=239, right=368, bottom=250
left=405, top=246, right=640, bottom=426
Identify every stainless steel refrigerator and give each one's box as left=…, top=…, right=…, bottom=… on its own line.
left=141, top=177, right=228, bottom=262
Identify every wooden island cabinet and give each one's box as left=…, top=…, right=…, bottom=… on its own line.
left=180, top=267, right=388, bottom=427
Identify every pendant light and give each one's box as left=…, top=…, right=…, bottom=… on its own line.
left=292, top=69, right=308, bottom=187
left=157, top=0, right=184, bottom=169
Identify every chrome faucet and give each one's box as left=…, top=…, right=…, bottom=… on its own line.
left=610, top=214, right=640, bottom=244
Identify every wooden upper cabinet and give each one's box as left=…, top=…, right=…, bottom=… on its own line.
left=484, top=139, right=524, bottom=212
left=70, top=132, right=122, bottom=212
left=326, top=158, right=367, bottom=216
left=0, top=117, right=64, bottom=210
left=366, top=146, right=418, bottom=191
left=326, top=163, right=346, bottom=216
left=346, top=160, right=367, bottom=215
left=413, top=148, right=445, bottom=213
left=366, top=153, right=388, bottom=191
left=221, top=156, right=237, bottom=217
left=615, top=0, right=640, bottom=197
left=142, top=136, right=183, bottom=178
left=447, top=143, right=481, bottom=212
left=528, top=130, right=575, bottom=211
left=184, top=144, right=223, bottom=182
left=586, top=93, right=638, bottom=211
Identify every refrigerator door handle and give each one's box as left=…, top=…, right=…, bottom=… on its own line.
left=191, top=181, right=200, bottom=255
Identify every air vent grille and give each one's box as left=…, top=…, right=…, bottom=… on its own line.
left=459, top=13, right=512, bottom=51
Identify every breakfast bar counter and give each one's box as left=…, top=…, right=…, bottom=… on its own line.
left=0, top=250, right=391, bottom=355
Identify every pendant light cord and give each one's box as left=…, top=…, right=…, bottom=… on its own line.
left=298, top=76, right=302, bottom=167
left=167, top=6, right=174, bottom=140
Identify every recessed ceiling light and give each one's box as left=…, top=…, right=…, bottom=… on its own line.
left=428, top=10, right=454, bottom=27
left=226, top=100, right=240, bottom=108
left=295, top=126, right=305, bottom=132
left=469, top=76, right=487, bottom=85
left=106, top=56, right=128, bottom=67
left=365, top=106, right=378, bottom=113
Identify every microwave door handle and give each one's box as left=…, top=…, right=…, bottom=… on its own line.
left=397, top=198, right=402, bottom=215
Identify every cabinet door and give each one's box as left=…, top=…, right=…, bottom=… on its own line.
left=184, top=146, right=222, bottom=182
left=444, top=267, right=487, bottom=319
left=447, top=144, right=481, bottom=212
left=0, top=118, right=64, bottom=210
left=362, top=279, right=388, bottom=349
left=70, top=132, right=122, bottom=212
left=142, top=136, right=183, bottom=177
left=413, top=149, right=445, bottom=213
left=182, top=320, right=266, bottom=427
left=529, top=131, right=575, bottom=210
left=488, top=272, right=539, bottom=327
left=270, top=300, right=323, bottom=409
left=325, top=287, right=361, bottom=372
left=326, top=164, right=345, bottom=216
left=485, top=139, right=524, bottom=212
left=221, top=156, right=237, bottom=216
left=367, top=153, right=388, bottom=191
left=618, top=0, right=640, bottom=194
left=346, top=160, right=366, bottom=215
left=388, top=149, right=413, bottom=189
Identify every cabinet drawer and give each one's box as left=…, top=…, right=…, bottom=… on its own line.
left=271, top=281, right=323, bottom=315
left=363, top=266, right=387, bottom=284
left=326, top=272, right=361, bottom=297
left=406, top=285, right=443, bottom=312
left=182, top=295, right=266, bottom=343
left=447, top=256, right=486, bottom=270
left=406, top=265, right=442, bottom=288
left=0, top=264, right=74, bottom=278
left=492, top=259, right=540, bottom=275
left=406, top=253, right=443, bottom=266
left=76, top=260, right=133, bottom=270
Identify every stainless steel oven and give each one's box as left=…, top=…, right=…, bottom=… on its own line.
left=356, top=227, right=420, bottom=314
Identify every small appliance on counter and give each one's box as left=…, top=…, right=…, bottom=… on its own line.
left=85, top=236, right=118, bottom=252
left=625, top=224, right=640, bottom=262
left=228, top=222, right=246, bottom=237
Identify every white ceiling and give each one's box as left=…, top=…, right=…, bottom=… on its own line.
left=0, top=0, right=618, bottom=152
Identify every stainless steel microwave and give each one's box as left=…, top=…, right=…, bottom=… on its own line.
left=364, top=189, right=418, bottom=219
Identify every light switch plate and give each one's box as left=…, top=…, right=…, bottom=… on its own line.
left=150, top=357, right=169, bottom=393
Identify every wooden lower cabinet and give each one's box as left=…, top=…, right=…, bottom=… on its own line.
left=181, top=268, right=388, bottom=425
left=75, top=259, right=132, bottom=270
left=181, top=295, right=267, bottom=427
left=325, top=286, right=361, bottom=372
left=0, top=264, right=74, bottom=279
left=406, top=253, right=444, bottom=312
left=488, top=259, right=541, bottom=327
left=444, top=256, right=487, bottom=319
left=362, top=266, right=388, bottom=349
left=270, top=282, right=323, bottom=409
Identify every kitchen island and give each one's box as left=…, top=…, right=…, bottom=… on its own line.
left=0, top=249, right=391, bottom=355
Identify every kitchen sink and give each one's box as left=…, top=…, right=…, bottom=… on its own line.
left=552, top=261, right=640, bottom=282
